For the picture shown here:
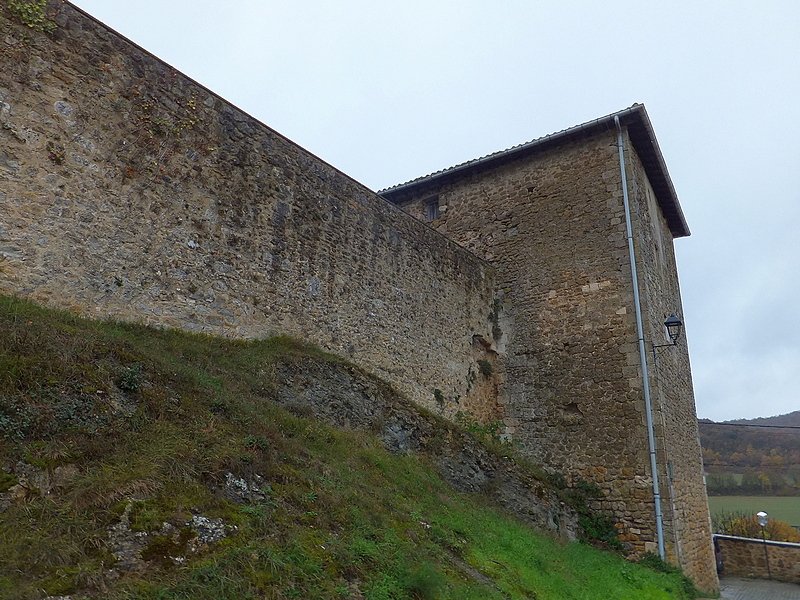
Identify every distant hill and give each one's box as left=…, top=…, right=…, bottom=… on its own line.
left=699, top=413, right=800, bottom=496
left=726, top=411, right=800, bottom=427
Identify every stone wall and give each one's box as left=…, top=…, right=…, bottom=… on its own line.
left=388, top=133, right=658, bottom=535
left=384, top=129, right=717, bottom=592
left=0, top=2, right=497, bottom=414
left=626, top=135, right=717, bottom=590
left=716, top=534, right=800, bottom=584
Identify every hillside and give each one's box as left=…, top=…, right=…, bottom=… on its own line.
left=728, top=411, right=800, bottom=427
left=0, top=296, right=700, bottom=599
left=699, top=415, right=800, bottom=496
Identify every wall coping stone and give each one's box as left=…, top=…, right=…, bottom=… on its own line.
left=714, top=533, right=800, bottom=549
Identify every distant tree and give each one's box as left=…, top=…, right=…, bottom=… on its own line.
left=729, top=451, right=745, bottom=465
left=713, top=511, right=800, bottom=543
left=761, top=450, right=784, bottom=469
left=741, top=472, right=761, bottom=493
left=699, top=417, right=800, bottom=496
left=706, top=472, right=738, bottom=495
left=703, top=447, right=723, bottom=465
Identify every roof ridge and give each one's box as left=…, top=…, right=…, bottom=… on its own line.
left=378, top=104, right=644, bottom=194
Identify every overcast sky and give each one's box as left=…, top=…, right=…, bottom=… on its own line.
left=70, top=0, right=800, bottom=422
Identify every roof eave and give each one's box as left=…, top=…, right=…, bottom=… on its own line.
left=380, top=104, right=690, bottom=238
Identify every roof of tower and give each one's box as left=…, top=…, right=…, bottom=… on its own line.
left=379, top=104, right=690, bottom=238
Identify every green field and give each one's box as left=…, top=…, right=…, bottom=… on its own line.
left=708, top=496, right=800, bottom=526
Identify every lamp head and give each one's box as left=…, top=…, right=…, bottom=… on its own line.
left=757, top=511, right=769, bottom=527
left=664, top=315, right=683, bottom=344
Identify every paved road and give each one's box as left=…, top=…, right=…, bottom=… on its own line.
left=718, top=577, right=800, bottom=600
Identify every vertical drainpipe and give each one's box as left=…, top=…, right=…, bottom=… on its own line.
left=615, top=116, right=666, bottom=560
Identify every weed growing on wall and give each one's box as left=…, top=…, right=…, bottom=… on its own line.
left=121, top=83, right=205, bottom=180
left=476, top=359, right=493, bottom=378
left=455, top=410, right=505, bottom=444
left=45, top=140, right=65, bottom=165
left=433, top=388, right=445, bottom=410
left=3, top=0, right=55, bottom=32
left=488, top=298, right=503, bottom=341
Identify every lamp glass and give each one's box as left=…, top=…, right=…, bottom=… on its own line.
left=664, top=315, right=682, bottom=343
left=757, top=511, right=768, bottom=527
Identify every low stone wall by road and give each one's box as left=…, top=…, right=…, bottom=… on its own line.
left=715, top=534, right=800, bottom=584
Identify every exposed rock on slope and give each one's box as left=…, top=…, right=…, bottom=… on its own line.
left=273, top=358, right=579, bottom=539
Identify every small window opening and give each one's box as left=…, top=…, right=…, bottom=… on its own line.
left=425, top=196, right=440, bottom=221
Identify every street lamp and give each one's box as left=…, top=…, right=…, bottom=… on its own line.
left=652, top=315, right=683, bottom=356
left=756, top=511, right=771, bottom=579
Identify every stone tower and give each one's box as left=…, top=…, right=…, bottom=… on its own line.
left=381, top=105, right=718, bottom=591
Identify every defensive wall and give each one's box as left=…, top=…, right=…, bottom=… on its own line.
left=0, top=1, right=498, bottom=417
left=715, top=534, right=800, bottom=584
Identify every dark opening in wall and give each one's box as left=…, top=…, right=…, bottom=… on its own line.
left=425, top=196, right=440, bottom=221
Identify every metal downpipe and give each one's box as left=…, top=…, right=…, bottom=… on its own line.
left=615, top=115, right=666, bottom=559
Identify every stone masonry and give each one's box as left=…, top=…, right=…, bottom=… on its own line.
left=0, top=1, right=716, bottom=593
left=716, top=534, right=800, bottom=584
left=381, top=113, right=718, bottom=592
left=0, top=1, right=498, bottom=418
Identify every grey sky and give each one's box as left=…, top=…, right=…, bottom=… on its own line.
left=71, top=0, right=800, bottom=422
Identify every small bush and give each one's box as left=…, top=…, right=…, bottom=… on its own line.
left=0, top=471, right=19, bottom=492
left=580, top=513, right=623, bottom=550
left=209, top=398, right=230, bottom=416
left=476, top=359, right=493, bottom=378
left=455, top=410, right=504, bottom=443
left=637, top=552, right=700, bottom=599
left=637, top=551, right=678, bottom=574
left=406, top=562, right=445, bottom=599
left=117, top=364, right=143, bottom=392
left=545, top=471, right=568, bottom=490
left=548, top=475, right=622, bottom=550
left=712, top=509, right=800, bottom=542
left=0, top=397, right=36, bottom=440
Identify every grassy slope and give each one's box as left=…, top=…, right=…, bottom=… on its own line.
left=0, top=296, right=701, bottom=599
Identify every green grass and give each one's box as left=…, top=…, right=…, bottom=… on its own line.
left=708, top=496, right=800, bottom=527
left=0, top=295, right=701, bottom=599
